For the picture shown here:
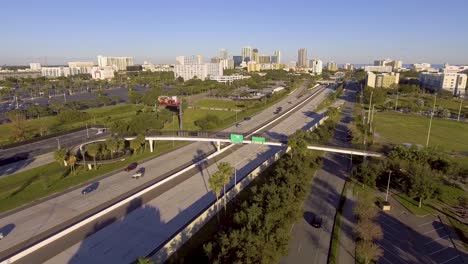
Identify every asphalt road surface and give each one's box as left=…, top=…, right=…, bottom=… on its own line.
left=280, top=83, right=356, bottom=264
left=0, top=128, right=108, bottom=177
left=43, top=85, right=333, bottom=264
left=0, top=82, right=331, bottom=262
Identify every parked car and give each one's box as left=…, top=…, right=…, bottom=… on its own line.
left=125, top=162, right=138, bottom=172
left=132, top=167, right=146, bottom=179
left=244, top=116, right=252, bottom=121
left=311, top=216, right=323, bottom=228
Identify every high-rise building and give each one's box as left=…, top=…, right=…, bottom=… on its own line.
left=41, top=67, right=71, bottom=78
left=367, top=72, right=400, bottom=88
left=241, top=46, right=252, bottom=62
left=411, top=63, right=434, bottom=72
left=442, top=64, right=468, bottom=74
left=259, top=55, right=271, bottom=64
left=344, top=63, right=354, bottom=71
left=364, top=65, right=393, bottom=73
left=219, top=49, right=228, bottom=60
left=68, top=61, right=94, bottom=74
left=310, top=59, right=323, bottom=75
left=374, top=58, right=402, bottom=71
left=174, top=63, right=223, bottom=81
left=233, top=56, right=243, bottom=67
left=252, top=48, right=260, bottom=63
left=97, top=55, right=134, bottom=71
left=90, top=66, right=115, bottom=80
left=327, top=62, right=338, bottom=71
left=274, top=50, right=281, bottom=64
left=297, top=48, right=308, bottom=67
left=420, top=72, right=467, bottom=96
left=176, top=55, right=202, bottom=65
left=29, top=63, right=41, bottom=71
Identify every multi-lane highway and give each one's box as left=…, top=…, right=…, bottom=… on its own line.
left=280, top=82, right=357, bottom=264
left=0, top=82, right=332, bottom=263
left=43, top=84, right=333, bottom=264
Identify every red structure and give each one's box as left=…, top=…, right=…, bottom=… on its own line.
left=158, top=96, right=181, bottom=107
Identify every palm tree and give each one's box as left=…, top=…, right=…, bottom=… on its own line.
left=67, top=154, right=77, bottom=175
left=54, top=148, right=67, bottom=167
left=86, top=143, right=100, bottom=169
left=130, top=139, right=141, bottom=154
left=209, top=171, right=224, bottom=214
left=106, top=138, right=118, bottom=158
left=217, top=162, right=234, bottom=211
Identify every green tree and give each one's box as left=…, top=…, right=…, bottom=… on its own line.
left=106, top=138, right=118, bottom=158
left=130, top=139, right=142, bottom=154
left=136, top=257, right=153, bottom=264
left=355, top=219, right=383, bottom=241
left=86, top=143, right=100, bottom=169
left=67, top=154, right=77, bottom=175
left=208, top=170, right=224, bottom=213
left=287, top=131, right=307, bottom=157
left=7, top=110, right=26, bottom=141
left=217, top=162, right=234, bottom=211
left=54, top=148, right=67, bottom=167
left=356, top=240, right=383, bottom=264
left=408, top=164, right=439, bottom=207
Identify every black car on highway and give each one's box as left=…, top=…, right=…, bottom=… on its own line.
left=311, top=216, right=323, bottom=228
left=125, top=162, right=138, bottom=172
left=81, top=182, right=100, bottom=195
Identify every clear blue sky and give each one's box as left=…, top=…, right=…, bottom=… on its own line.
left=1, top=0, right=468, bottom=65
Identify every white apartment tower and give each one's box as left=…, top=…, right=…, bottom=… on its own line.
left=310, top=59, right=323, bottom=75
left=241, top=46, right=253, bottom=62
left=176, top=55, right=203, bottom=65
left=97, top=55, right=134, bottom=71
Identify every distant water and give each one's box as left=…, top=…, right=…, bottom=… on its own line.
left=350, top=63, right=445, bottom=69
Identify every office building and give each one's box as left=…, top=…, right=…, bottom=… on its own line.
left=233, top=56, right=243, bottom=67
left=219, top=49, right=228, bottom=60
left=367, top=72, right=400, bottom=88
left=327, top=62, right=338, bottom=72
left=374, top=58, right=402, bottom=71
left=297, top=48, right=308, bottom=67
left=174, top=63, right=223, bottom=81
left=90, top=66, right=115, bottom=80
left=97, top=55, right=134, bottom=71
left=209, top=75, right=250, bottom=83
left=344, top=63, right=354, bottom=71
left=442, top=64, right=468, bottom=74
left=41, top=67, right=71, bottom=78
left=273, top=50, right=281, bottom=64
left=142, top=62, right=173, bottom=72
left=364, top=65, right=393, bottom=73
left=241, top=46, right=252, bottom=62
left=252, top=48, right=260, bottom=63
left=29, top=63, right=41, bottom=71
left=259, top=55, right=271, bottom=64
left=420, top=72, right=467, bottom=96
left=247, top=62, right=261, bottom=72
left=310, top=59, right=323, bottom=75
left=176, top=55, right=202, bottom=65
left=411, top=63, right=433, bottom=72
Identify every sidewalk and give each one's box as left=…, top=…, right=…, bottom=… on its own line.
left=337, top=186, right=356, bottom=264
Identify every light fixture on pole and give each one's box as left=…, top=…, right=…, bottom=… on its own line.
left=385, top=171, right=392, bottom=202
left=426, top=94, right=437, bottom=147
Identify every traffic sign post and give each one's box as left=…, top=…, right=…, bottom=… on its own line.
left=230, top=134, right=244, bottom=144
left=252, top=136, right=266, bottom=144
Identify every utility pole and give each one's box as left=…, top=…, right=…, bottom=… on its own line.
left=457, top=99, right=463, bottom=122
left=56, top=138, right=61, bottom=150
left=426, top=94, right=437, bottom=147
left=385, top=171, right=392, bottom=202
left=367, top=91, right=373, bottom=124
left=86, top=123, right=89, bottom=138
left=395, top=92, right=399, bottom=110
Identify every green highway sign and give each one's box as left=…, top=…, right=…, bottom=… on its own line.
left=252, top=136, right=266, bottom=144
left=230, top=134, right=244, bottom=143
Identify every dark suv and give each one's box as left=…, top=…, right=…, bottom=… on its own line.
left=311, top=216, right=323, bottom=228
left=125, top=162, right=138, bottom=172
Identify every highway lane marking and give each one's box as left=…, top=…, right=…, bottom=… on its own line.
left=439, top=255, right=461, bottom=264
left=424, top=235, right=449, bottom=245
left=297, top=242, right=302, bottom=252
left=428, top=245, right=451, bottom=255
left=376, top=242, right=410, bottom=264
left=418, top=220, right=437, bottom=227
left=423, top=226, right=444, bottom=235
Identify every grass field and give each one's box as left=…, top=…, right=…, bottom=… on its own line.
left=195, top=99, right=256, bottom=109
left=387, top=94, right=468, bottom=116
left=0, top=104, right=143, bottom=145
left=0, top=141, right=184, bottom=213
left=373, top=111, right=468, bottom=153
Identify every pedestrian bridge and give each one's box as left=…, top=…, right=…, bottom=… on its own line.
left=123, top=131, right=383, bottom=157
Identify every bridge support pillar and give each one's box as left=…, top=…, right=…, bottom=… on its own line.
left=149, top=139, right=154, bottom=152
left=216, top=141, right=221, bottom=152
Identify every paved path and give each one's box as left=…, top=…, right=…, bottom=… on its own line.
left=337, top=187, right=356, bottom=264
left=0, top=82, right=330, bottom=262
left=280, top=82, right=357, bottom=264
left=40, top=84, right=331, bottom=264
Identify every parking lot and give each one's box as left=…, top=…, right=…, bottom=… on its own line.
left=376, top=196, right=465, bottom=264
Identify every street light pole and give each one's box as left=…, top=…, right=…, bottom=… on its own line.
left=457, top=99, right=463, bottom=122
left=385, top=171, right=392, bottom=202
left=86, top=123, right=89, bottom=138
left=426, top=94, right=437, bottom=147
left=367, top=91, right=373, bottom=124
left=56, top=138, right=61, bottom=150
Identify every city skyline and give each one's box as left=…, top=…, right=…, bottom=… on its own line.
left=2, top=0, right=468, bottom=65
